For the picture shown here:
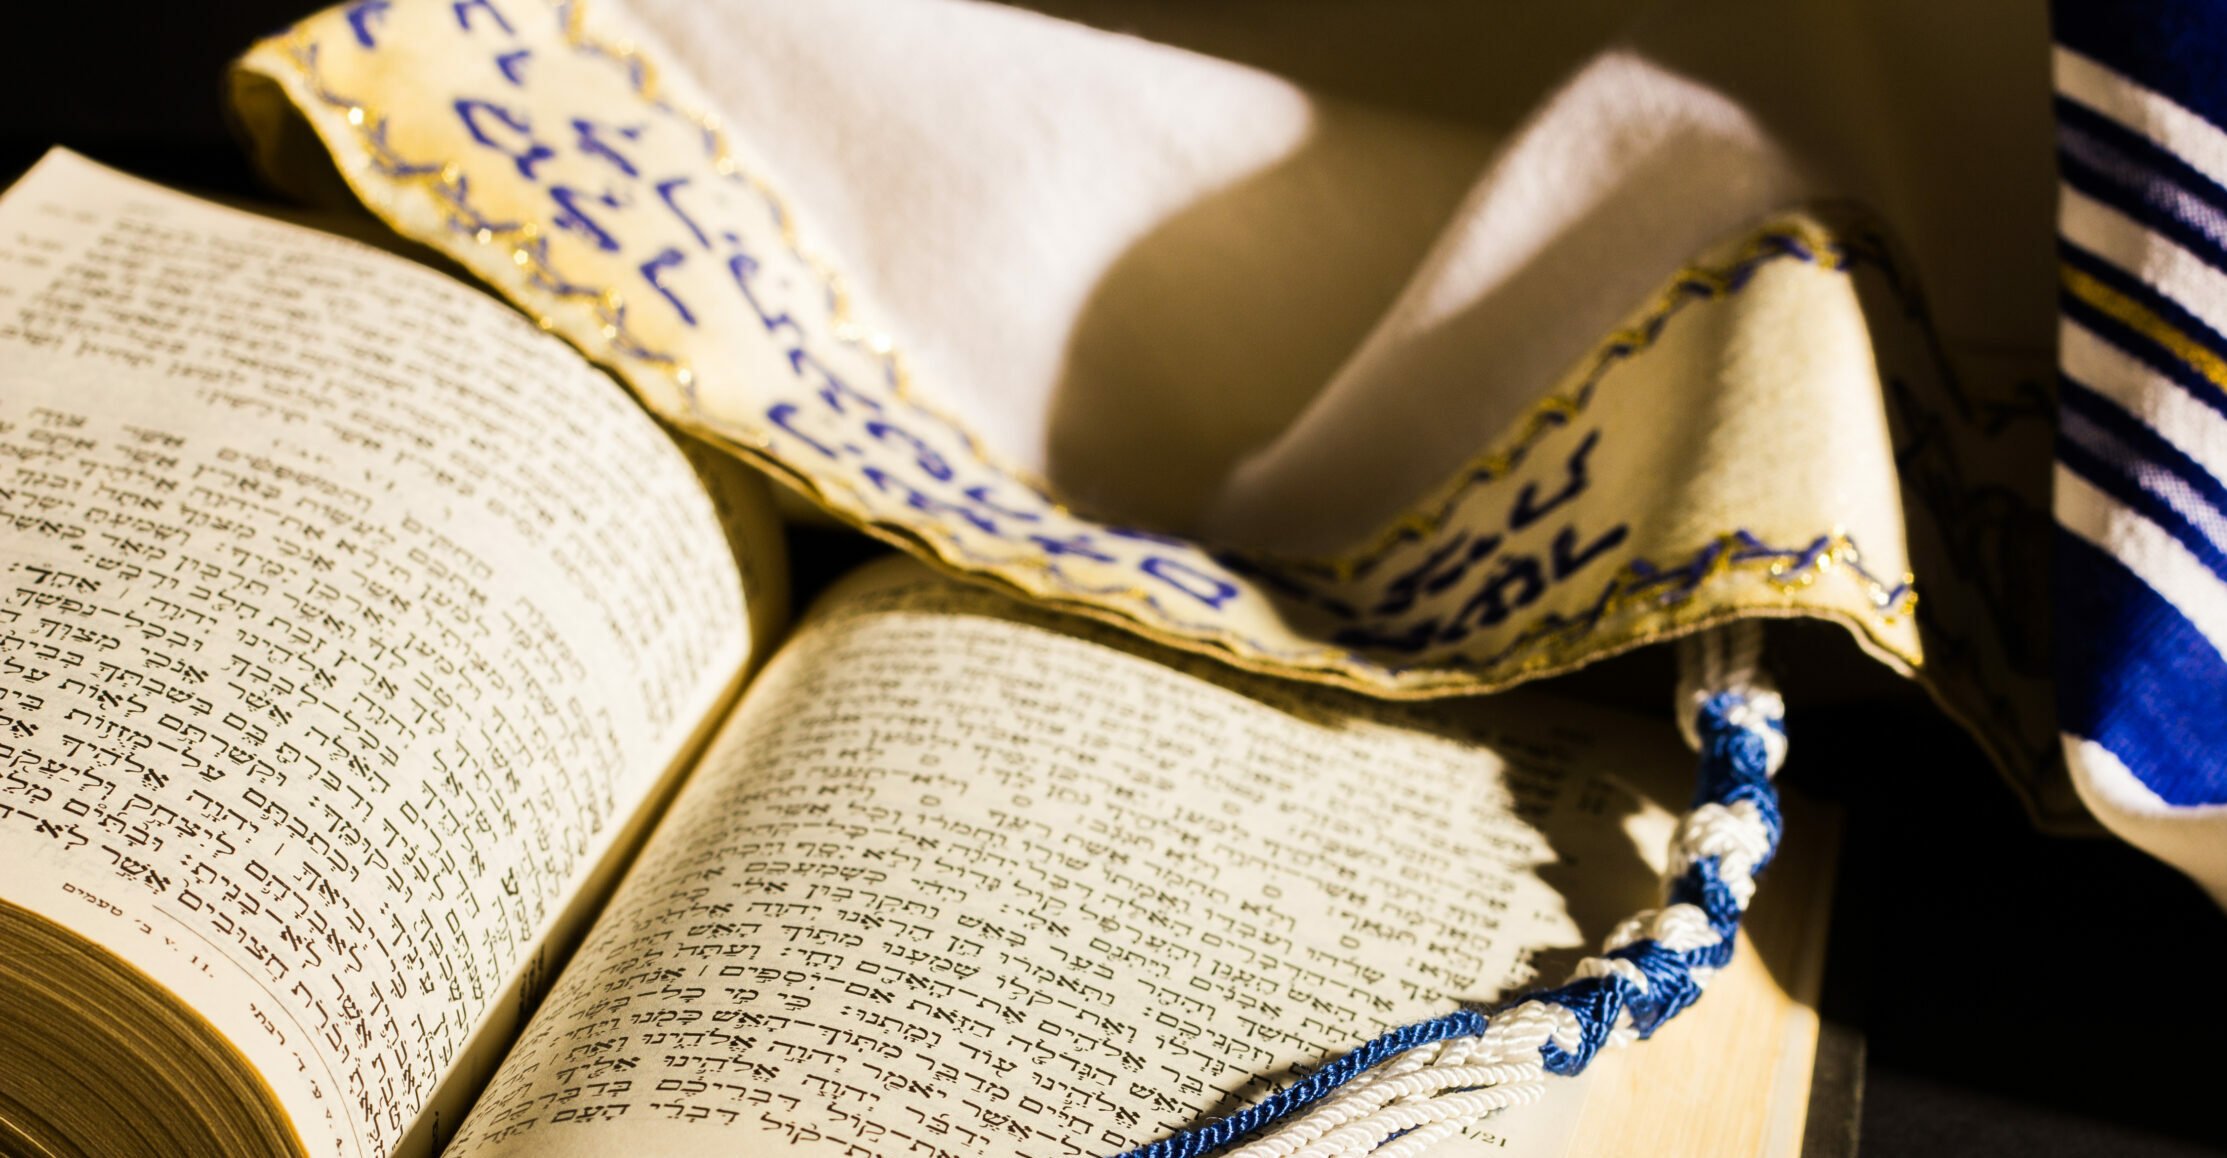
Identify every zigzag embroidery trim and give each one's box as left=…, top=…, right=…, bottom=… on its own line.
left=265, top=6, right=1917, bottom=690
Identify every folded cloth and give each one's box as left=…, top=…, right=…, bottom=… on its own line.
left=234, top=0, right=2227, bottom=909
left=2050, top=0, right=2227, bottom=909
left=623, top=0, right=2052, bottom=553
left=627, top=0, right=2227, bottom=908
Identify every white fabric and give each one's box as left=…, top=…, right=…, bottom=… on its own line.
left=2062, top=186, right=2227, bottom=340
left=2066, top=737, right=2227, bottom=911
left=2050, top=48, right=2227, bottom=909
left=1211, top=50, right=1802, bottom=550
left=2063, top=319, right=2227, bottom=484
left=2057, top=45, right=2227, bottom=190
left=630, top=0, right=1498, bottom=534
left=2056, top=463, right=2227, bottom=660
left=624, top=0, right=2055, bottom=552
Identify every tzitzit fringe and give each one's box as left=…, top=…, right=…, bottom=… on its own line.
left=1118, top=622, right=1787, bottom=1158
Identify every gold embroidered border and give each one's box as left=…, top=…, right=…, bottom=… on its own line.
left=240, top=0, right=1924, bottom=695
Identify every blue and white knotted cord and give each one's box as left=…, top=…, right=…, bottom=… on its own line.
left=1117, top=623, right=1788, bottom=1158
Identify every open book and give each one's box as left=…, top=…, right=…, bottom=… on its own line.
left=0, top=151, right=1836, bottom=1158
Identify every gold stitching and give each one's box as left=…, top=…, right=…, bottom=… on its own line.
left=247, top=0, right=1924, bottom=692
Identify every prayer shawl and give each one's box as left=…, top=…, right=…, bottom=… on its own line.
left=225, top=1, right=2227, bottom=1151
left=2050, top=0, right=2227, bottom=909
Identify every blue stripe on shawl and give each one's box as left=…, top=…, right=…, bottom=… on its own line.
left=2060, top=238, right=2227, bottom=363
left=2057, top=97, right=2227, bottom=273
left=2060, top=374, right=2227, bottom=534
left=2054, top=528, right=2227, bottom=805
left=2061, top=288, right=2227, bottom=427
left=2057, top=423, right=2227, bottom=586
left=2055, top=0, right=2227, bottom=135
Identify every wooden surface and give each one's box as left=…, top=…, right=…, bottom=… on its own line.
left=1558, top=796, right=1840, bottom=1158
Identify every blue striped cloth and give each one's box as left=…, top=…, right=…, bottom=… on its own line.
left=2052, top=0, right=2227, bottom=906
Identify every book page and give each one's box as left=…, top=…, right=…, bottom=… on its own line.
left=449, top=559, right=1700, bottom=1158
left=0, top=151, right=762, bottom=1157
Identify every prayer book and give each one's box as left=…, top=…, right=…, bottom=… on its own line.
left=0, top=150, right=1844, bottom=1158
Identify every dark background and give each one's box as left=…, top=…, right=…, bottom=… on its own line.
left=5, top=4, right=2222, bottom=1155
